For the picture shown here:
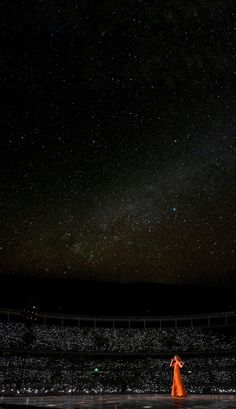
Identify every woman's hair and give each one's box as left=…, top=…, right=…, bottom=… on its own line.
left=174, top=355, right=182, bottom=361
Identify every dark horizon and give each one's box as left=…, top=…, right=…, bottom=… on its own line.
left=0, top=275, right=235, bottom=316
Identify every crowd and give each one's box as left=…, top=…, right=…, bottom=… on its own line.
left=0, top=321, right=235, bottom=395
left=0, top=322, right=235, bottom=353
left=0, top=355, right=236, bottom=395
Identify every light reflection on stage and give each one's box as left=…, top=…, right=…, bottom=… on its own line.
left=1, top=394, right=236, bottom=409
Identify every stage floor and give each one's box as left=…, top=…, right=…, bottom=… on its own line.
left=1, top=395, right=236, bottom=409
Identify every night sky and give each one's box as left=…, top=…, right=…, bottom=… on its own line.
left=0, top=1, right=235, bottom=286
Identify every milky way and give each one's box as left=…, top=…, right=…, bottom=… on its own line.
left=0, top=1, right=235, bottom=285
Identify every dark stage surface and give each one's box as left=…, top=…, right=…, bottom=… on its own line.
left=1, top=395, right=236, bottom=409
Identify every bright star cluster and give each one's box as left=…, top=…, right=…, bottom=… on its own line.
left=0, top=1, right=235, bottom=285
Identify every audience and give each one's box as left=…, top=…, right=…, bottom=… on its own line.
left=0, top=356, right=236, bottom=394
left=0, top=321, right=235, bottom=395
left=0, top=322, right=234, bottom=353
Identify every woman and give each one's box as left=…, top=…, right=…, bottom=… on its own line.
left=170, top=355, right=188, bottom=397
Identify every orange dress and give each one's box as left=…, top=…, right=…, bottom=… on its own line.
left=171, top=362, right=188, bottom=397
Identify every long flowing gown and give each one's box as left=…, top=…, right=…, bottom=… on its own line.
left=171, top=362, right=188, bottom=397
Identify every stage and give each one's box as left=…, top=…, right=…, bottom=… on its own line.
left=1, top=394, right=236, bottom=409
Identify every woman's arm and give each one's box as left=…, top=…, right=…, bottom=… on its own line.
left=179, top=361, right=185, bottom=368
left=170, top=358, right=174, bottom=367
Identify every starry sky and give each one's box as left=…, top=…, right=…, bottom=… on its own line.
left=0, top=1, right=235, bottom=286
